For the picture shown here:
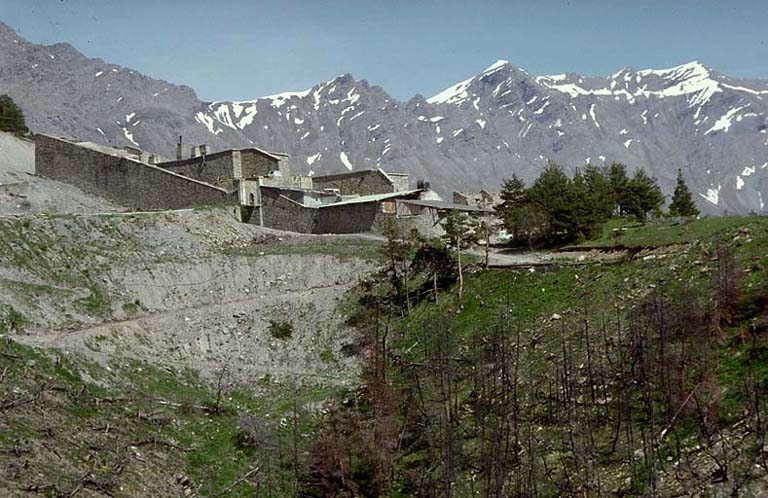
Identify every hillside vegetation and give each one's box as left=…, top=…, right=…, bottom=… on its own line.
left=2, top=123, right=767, bottom=496
left=303, top=215, right=768, bottom=497
left=0, top=206, right=383, bottom=497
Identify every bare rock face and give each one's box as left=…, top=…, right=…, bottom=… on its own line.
left=2, top=22, right=768, bottom=214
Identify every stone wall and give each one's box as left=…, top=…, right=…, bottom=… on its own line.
left=35, top=134, right=236, bottom=210
left=393, top=211, right=445, bottom=238
left=239, top=180, right=261, bottom=206
left=156, top=151, right=239, bottom=188
left=158, top=149, right=282, bottom=187
left=314, top=202, right=379, bottom=234
left=259, top=175, right=314, bottom=190
left=312, top=169, right=395, bottom=195
left=388, top=173, right=411, bottom=192
left=240, top=150, right=282, bottom=178
left=258, top=187, right=317, bottom=233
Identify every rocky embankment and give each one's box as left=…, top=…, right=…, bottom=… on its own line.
left=0, top=209, right=380, bottom=385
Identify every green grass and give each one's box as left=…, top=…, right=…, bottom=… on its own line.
left=371, top=214, right=768, bottom=495
left=0, top=337, right=348, bottom=498
left=75, top=284, right=111, bottom=316
left=229, top=236, right=386, bottom=261
left=0, top=304, right=26, bottom=333
left=576, top=215, right=768, bottom=249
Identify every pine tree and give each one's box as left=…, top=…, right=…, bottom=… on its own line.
left=570, top=167, right=612, bottom=240
left=668, top=169, right=700, bottom=217
left=499, top=174, right=526, bottom=210
left=608, top=162, right=630, bottom=216
left=0, top=94, right=28, bottom=134
left=625, top=169, right=664, bottom=223
left=498, top=174, right=528, bottom=241
left=584, top=165, right=616, bottom=221
left=527, top=161, right=574, bottom=240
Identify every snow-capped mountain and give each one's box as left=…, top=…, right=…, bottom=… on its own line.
left=2, top=21, right=767, bottom=214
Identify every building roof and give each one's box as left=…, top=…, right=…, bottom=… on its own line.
left=313, top=168, right=389, bottom=182
left=240, top=146, right=288, bottom=161
left=319, top=189, right=422, bottom=208
left=399, top=199, right=494, bottom=213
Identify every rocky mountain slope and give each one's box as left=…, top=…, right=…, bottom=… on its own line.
left=2, top=21, right=767, bottom=214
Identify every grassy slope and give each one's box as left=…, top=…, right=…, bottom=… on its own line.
left=577, top=215, right=766, bottom=249
left=0, top=338, right=345, bottom=497
left=385, top=215, right=768, bottom=496
left=0, top=210, right=385, bottom=497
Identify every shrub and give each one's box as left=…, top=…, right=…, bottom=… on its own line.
left=269, top=319, right=293, bottom=340
left=0, top=304, right=26, bottom=333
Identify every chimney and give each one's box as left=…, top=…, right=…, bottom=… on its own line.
left=200, top=144, right=208, bottom=156
left=417, top=179, right=430, bottom=190
left=176, top=136, right=183, bottom=160
left=148, top=154, right=156, bottom=165
left=190, top=145, right=200, bottom=158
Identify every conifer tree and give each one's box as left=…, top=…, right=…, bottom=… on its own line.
left=0, top=94, right=28, bottom=134
left=527, top=161, right=573, bottom=240
left=570, top=167, right=612, bottom=239
left=608, top=162, right=630, bottom=216
left=668, top=169, right=700, bottom=217
left=584, top=165, right=616, bottom=221
left=625, top=169, right=664, bottom=223
left=499, top=174, right=526, bottom=211
left=498, top=174, right=529, bottom=241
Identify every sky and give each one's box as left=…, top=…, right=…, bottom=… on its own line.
left=1, top=0, right=767, bottom=102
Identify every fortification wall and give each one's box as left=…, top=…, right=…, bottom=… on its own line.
left=240, top=150, right=281, bottom=178
left=312, top=170, right=394, bottom=196
left=314, top=202, right=379, bottom=234
left=35, top=135, right=236, bottom=210
left=259, top=187, right=317, bottom=233
left=157, top=151, right=238, bottom=188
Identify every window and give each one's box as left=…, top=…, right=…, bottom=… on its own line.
left=381, top=200, right=396, bottom=214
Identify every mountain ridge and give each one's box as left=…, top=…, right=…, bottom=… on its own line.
left=1, top=21, right=767, bottom=214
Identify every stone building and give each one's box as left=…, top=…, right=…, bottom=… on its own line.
left=34, top=133, right=495, bottom=238
left=395, top=199, right=495, bottom=238
left=311, top=169, right=411, bottom=196
left=453, top=189, right=501, bottom=209
left=157, top=146, right=289, bottom=189
left=255, top=187, right=424, bottom=234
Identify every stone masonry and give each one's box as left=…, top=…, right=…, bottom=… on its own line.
left=35, top=134, right=236, bottom=210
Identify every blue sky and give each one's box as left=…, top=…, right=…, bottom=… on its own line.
left=1, top=0, right=767, bottom=102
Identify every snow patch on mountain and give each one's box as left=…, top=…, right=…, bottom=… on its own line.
left=340, top=151, right=353, bottom=170
left=705, top=106, right=748, bottom=135
left=262, top=89, right=311, bottom=109
left=307, top=153, right=320, bottom=165
left=427, top=76, right=474, bottom=105
left=700, top=185, right=722, bottom=205
left=122, top=127, right=138, bottom=146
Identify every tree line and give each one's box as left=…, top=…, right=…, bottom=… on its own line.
left=0, top=94, right=28, bottom=135
left=296, top=227, right=766, bottom=497
left=497, top=162, right=699, bottom=245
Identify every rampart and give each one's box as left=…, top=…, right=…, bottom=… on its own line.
left=34, top=134, right=236, bottom=210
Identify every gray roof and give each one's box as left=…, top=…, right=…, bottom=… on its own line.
left=399, top=199, right=494, bottom=213
left=320, top=189, right=422, bottom=207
